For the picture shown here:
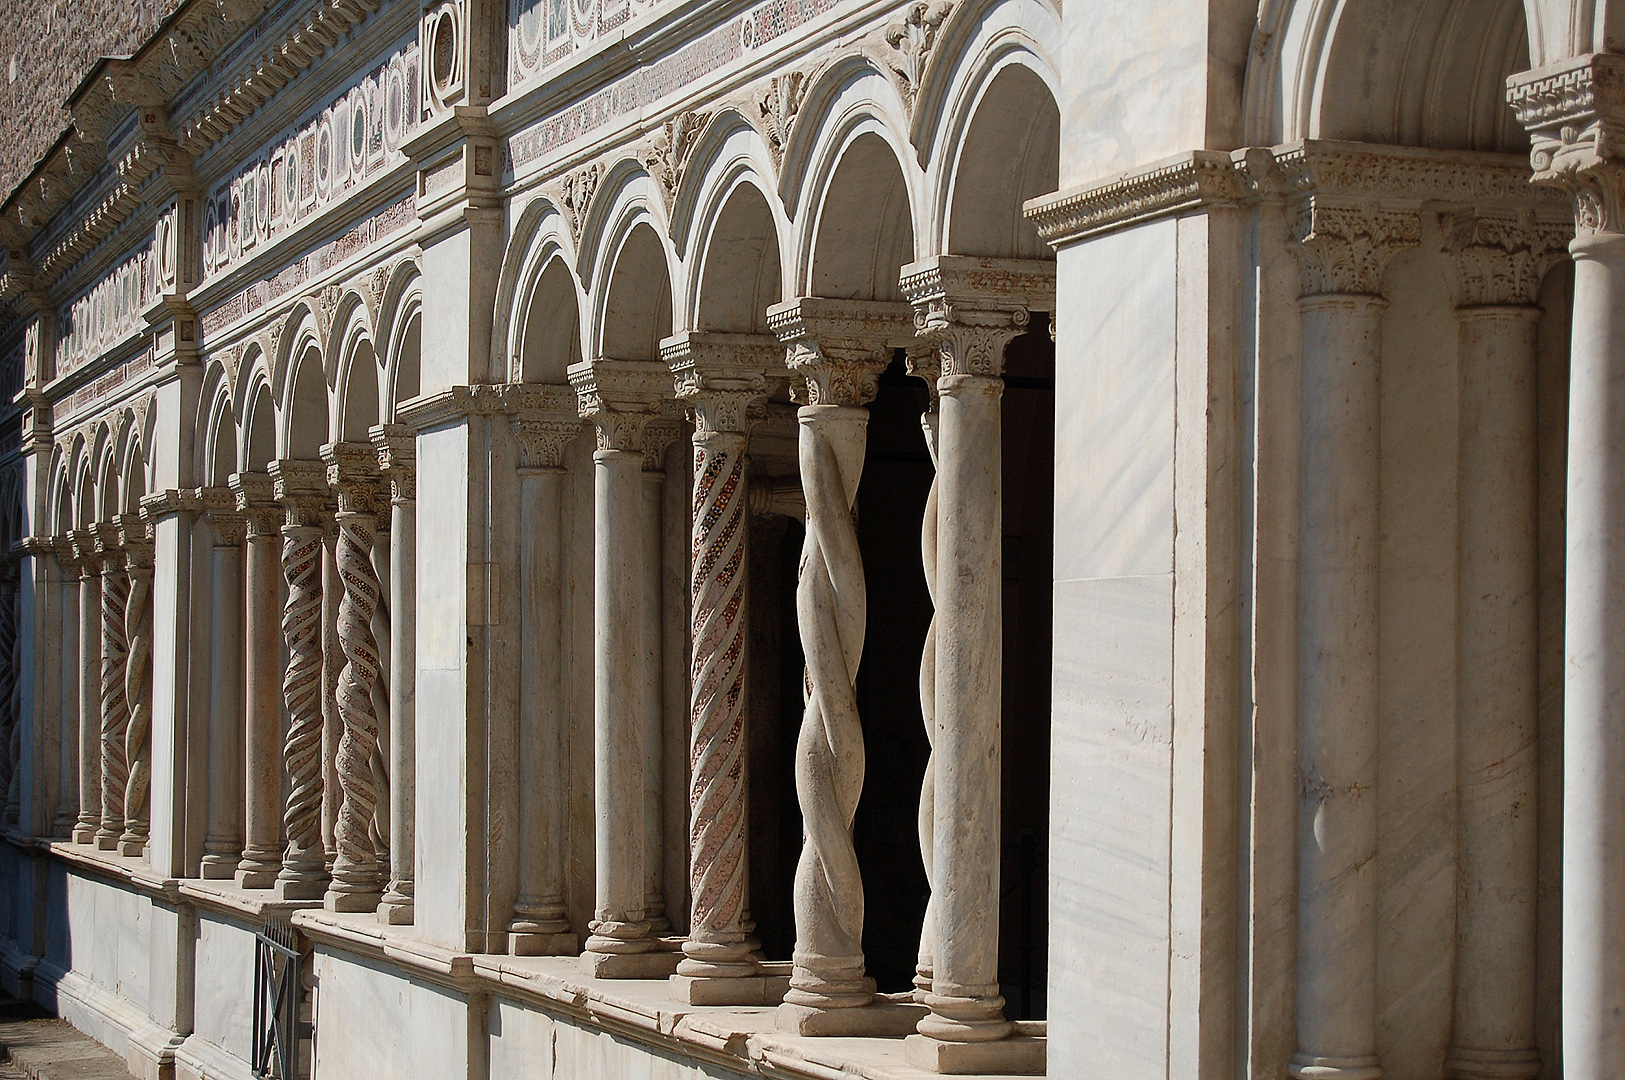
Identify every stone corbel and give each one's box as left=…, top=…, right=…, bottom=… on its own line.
left=766, top=298, right=918, bottom=406
left=567, top=360, right=674, bottom=452
left=1290, top=198, right=1422, bottom=297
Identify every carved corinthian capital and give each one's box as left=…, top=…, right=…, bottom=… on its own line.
left=568, top=359, right=673, bottom=452
left=661, top=331, right=783, bottom=437
left=1291, top=199, right=1421, bottom=297
left=900, top=255, right=1056, bottom=378
left=371, top=424, right=417, bottom=504
left=766, top=297, right=917, bottom=406
left=1509, top=53, right=1625, bottom=234
left=1441, top=212, right=1574, bottom=307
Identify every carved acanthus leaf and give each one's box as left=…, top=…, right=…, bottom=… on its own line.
left=1441, top=212, right=1573, bottom=307
left=882, top=1, right=952, bottom=114
left=642, top=111, right=710, bottom=213
left=560, top=162, right=607, bottom=245
left=754, top=72, right=807, bottom=169
left=1290, top=200, right=1421, bottom=297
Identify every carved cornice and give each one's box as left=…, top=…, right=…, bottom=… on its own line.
left=1508, top=53, right=1625, bottom=233
left=270, top=458, right=331, bottom=529
left=139, top=489, right=195, bottom=524
left=567, top=359, right=673, bottom=453
left=229, top=471, right=282, bottom=537
left=370, top=424, right=416, bottom=504
left=1441, top=211, right=1573, bottom=306
left=322, top=441, right=383, bottom=516
left=1290, top=200, right=1421, bottom=296
left=660, top=331, right=783, bottom=437
left=1024, top=151, right=1243, bottom=246
left=766, top=297, right=916, bottom=407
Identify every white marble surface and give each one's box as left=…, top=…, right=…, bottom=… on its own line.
left=191, top=913, right=257, bottom=1061
left=311, top=949, right=469, bottom=1080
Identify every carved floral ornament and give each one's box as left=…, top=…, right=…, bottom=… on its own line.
left=1508, top=53, right=1625, bottom=235
left=882, top=0, right=954, bottom=113
left=1442, top=212, right=1574, bottom=307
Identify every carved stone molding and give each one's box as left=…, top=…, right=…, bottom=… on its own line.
left=1290, top=200, right=1422, bottom=297
left=1441, top=212, right=1574, bottom=307
left=766, top=297, right=917, bottom=406
left=568, top=359, right=674, bottom=453
left=661, top=331, right=784, bottom=437
left=900, top=256, right=1055, bottom=378
left=371, top=424, right=417, bottom=504
left=1509, top=53, right=1625, bottom=233
left=1024, top=150, right=1243, bottom=246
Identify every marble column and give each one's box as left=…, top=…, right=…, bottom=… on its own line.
left=507, top=405, right=580, bottom=953
left=767, top=297, right=924, bottom=1037
left=907, top=344, right=941, bottom=1004
left=0, top=561, right=18, bottom=827
left=569, top=357, right=679, bottom=979
left=323, top=442, right=389, bottom=913
left=272, top=459, right=330, bottom=900
left=53, top=541, right=80, bottom=838
left=119, top=517, right=153, bottom=857
left=901, top=257, right=1053, bottom=1074
left=1441, top=214, right=1566, bottom=1080
left=375, top=425, right=417, bottom=926
left=197, top=489, right=247, bottom=879
left=233, top=473, right=283, bottom=888
left=70, top=530, right=102, bottom=845
left=95, top=523, right=130, bottom=852
left=1289, top=201, right=1418, bottom=1080
left=641, top=416, right=683, bottom=937
left=663, top=332, right=784, bottom=1006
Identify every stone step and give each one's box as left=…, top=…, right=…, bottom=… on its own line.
left=0, top=994, right=129, bottom=1080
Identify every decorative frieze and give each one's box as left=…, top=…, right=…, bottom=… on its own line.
left=1023, top=151, right=1242, bottom=246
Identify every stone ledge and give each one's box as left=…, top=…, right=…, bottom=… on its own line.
left=176, top=879, right=320, bottom=924
left=44, top=841, right=181, bottom=905
left=292, top=908, right=1046, bottom=1079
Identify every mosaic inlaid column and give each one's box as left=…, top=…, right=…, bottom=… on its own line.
left=118, top=516, right=153, bottom=857
left=507, top=405, right=579, bottom=952
left=272, top=460, right=330, bottom=900
left=570, top=358, right=678, bottom=979
left=198, top=489, right=247, bottom=880
left=376, top=425, right=417, bottom=926
left=70, top=530, right=102, bottom=845
left=323, top=442, right=388, bottom=913
left=768, top=298, right=923, bottom=1037
left=665, top=332, right=783, bottom=1006
left=1290, top=201, right=1418, bottom=1080
left=234, top=473, right=283, bottom=889
left=95, top=522, right=130, bottom=852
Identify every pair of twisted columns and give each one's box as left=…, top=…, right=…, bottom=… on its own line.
left=508, top=390, right=582, bottom=955
left=764, top=298, right=926, bottom=1037
left=323, top=441, right=391, bottom=914
left=51, top=539, right=80, bottom=838
left=1508, top=54, right=1625, bottom=1080
left=569, top=358, right=684, bottom=979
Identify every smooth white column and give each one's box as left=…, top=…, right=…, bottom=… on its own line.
left=199, top=497, right=246, bottom=879
left=377, top=426, right=417, bottom=926
left=234, top=473, right=283, bottom=888
left=53, top=548, right=80, bottom=838
left=640, top=434, right=675, bottom=936
left=1562, top=228, right=1625, bottom=1080
left=507, top=413, right=577, bottom=951
left=71, top=533, right=101, bottom=845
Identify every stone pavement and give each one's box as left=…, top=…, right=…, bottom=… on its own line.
left=0, top=994, right=127, bottom=1080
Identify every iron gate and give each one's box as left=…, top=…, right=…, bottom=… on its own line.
left=252, top=920, right=305, bottom=1080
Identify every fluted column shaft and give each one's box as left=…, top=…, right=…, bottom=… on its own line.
left=96, top=530, right=130, bottom=852
left=570, top=358, right=673, bottom=978
left=234, top=474, right=283, bottom=888
left=119, top=522, right=153, bottom=858
left=199, top=493, right=246, bottom=879
left=508, top=413, right=577, bottom=951
left=377, top=426, right=417, bottom=926
left=72, top=533, right=101, bottom=845
left=273, top=460, right=330, bottom=900
left=54, top=548, right=80, bottom=838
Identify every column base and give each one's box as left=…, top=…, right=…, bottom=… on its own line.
left=904, top=1030, right=1046, bottom=1075
left=580, top=949, right=683, bottom=979
left=198, top=855, right=238, bottom=880
left=776, top=995, right=927, bottom=1037
left=71, top=824, right=96, bottom=845
left=94, top=830, right=119, bottom=851
left=1446, top=1048, right=1541, bottom=1080
left=378, top=898, right=416, bottom=926
left=116, top=836, right=147, bottom=857
left=236, top=865, right=280, bottom=890
left=670, top=963, right=792, bottom=1006
left=324, top=888, right=381, bottom=913
left=273, top=875, right=328, bottom=901
left=1291, top=1053, right=1384, bottom=1080
left=510, top=931, right=578, bottom=956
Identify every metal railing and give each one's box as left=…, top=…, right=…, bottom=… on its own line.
left=252, top=920, right=306, bottom=1080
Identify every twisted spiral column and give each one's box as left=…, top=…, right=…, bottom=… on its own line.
left=783, top=351, right=883, bottom=1014
left=234, top=474, right=284, bottom=888
left=324, top=443, right=387, bottom=912
left=274, top=460, right=331, bottom=900
left=119, top=532, right=153, bottom=857
left=907, top=345, right=942, bottom=1002
left=71, top=533, right=102, bottom=844
left=96, top=538, right=130, bottom=852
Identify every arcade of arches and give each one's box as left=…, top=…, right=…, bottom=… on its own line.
left=0, top=0, right=1620, bottom=1079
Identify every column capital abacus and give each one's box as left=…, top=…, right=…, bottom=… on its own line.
left=93, top=522, right=127, bottom=572
left=270, top=459, right=332, bottom=530
left=229, top=472, right=283, bottom=539
left=48, top=535, right=79, bottom=572
left=321, top=441, right=385, bottom=517
left=118, top=514, right=153, bottom=570
left=196, top=486, right=248, bottom=546
left=900, top=255, right=1056, bottom=379
left=661, top=331, right=784, bottom=439
left=1440, top=211, right=1573, bottom=307
left=1290, top=198, right=1421, bottom=297
left=766, top=297, right=917, bottom=406
left=567, top=359, right=673, bottom=453
left=510, top=410, right=583, bottom=472
left=370, top=424, right=418, bottom=504
left=1509, top=52, right=1625, bottom=235
left=138, top=489, right=196, bottom=524
left=70, top=529, right=103, bottom=574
